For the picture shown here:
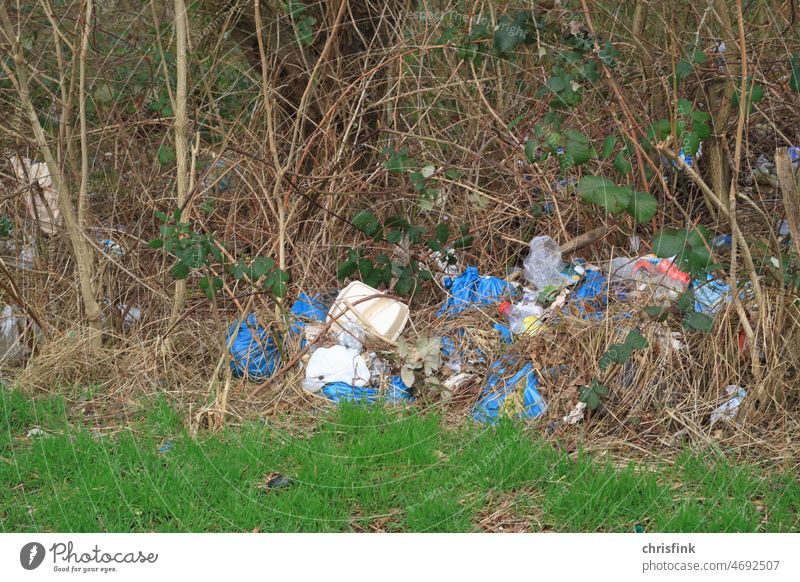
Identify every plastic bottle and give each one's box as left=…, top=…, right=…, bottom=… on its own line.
left=498, top=301, right=544, bottom=335
left=523, top=236, right=564, bottom=290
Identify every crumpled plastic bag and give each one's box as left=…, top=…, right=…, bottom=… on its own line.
left=226, top=314, right=282, bottom=380
left=9, top=156, right=62, bottom=236
left=1, top=304, right=40, bottom=364
left=472, top=358, right=547, bottom=423
left=437, top=266, right=517, bottom=317
left=303, top=344, right=370, bottom=393
left=320, top=375, right=414, bottom=404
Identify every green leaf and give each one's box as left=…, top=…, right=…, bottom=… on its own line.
left=613, top=151, right=632, bottom=175
left=158, top=144, right=176, bottom=166
left=524, top=138, right=538, bottom=163
left=493, top=14, right=526, bottom=55
left=677, top=98, right=693, bottom=116
left=577, top=176, right=631, bottom=214
left=148, top=238, right=164, bottom=249
left=593, top=383, right=609, bottom=397
left=435, top=223, right=449, bottom=245
left=352, top=210, right=379, bottom=236
left=682, top=131, right=701, bottom=156
left=684, top=311, right=713, bottom=333
left=653, top=228, right=687, bottom=258
left=251, top=256, right=274, bottom=279
left=564, top=131, right=591, bottom=165
left=444, top=169, right=463, bottom=179
left=691, top=49, right=708, bottom=64
left=154, top=210, right=169, bottom=222
left=643, top=305, right=669, bottom=322
left=676, top=290, right=695, bottom=314
left=394, top=269, right=414, bottom=296
left=624, top=329, right=649, bottom=350
left=676, top=60, right=693, bottom=80
left=790, top=54, right=800, bottom=93
left=172, top=261, right=190, bottom=279
left=547, top=76, right=566, bottom=92
left=602, top=135, right=617, bottom=159
left=452, top=235, right=473, bottom=249
left=627, top=190, right=658, bottom=223
left=336, top=259, right=357, bottom=280
left=386, top=229, right=403, bottom=244
left=691, top=110, right=711, bottom=123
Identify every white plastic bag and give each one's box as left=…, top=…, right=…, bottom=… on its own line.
left=302, top=345, right=370, bottom=393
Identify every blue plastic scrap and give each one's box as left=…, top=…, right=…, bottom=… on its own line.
left=570, top=268, right=607, bottom=318
left=321, top=375, right=414, bottom=404
left=692, top=276, right=732, bottom=315
left=322, top=382, right=378, bottom=403
left=386, top=375, right=414, bottom=402
left=472, top=358, right=548, bottom=423
left=290, top=293, right=328, bottom=322
left=437, top=266, right=517, bottom=316
left=226, top=314, right=283, bottom=380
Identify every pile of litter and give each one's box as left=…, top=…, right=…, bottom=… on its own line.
left=226, top=231, right=760, bottom=428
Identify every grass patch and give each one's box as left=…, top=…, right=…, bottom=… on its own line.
left=1, top=387, right=798, bottom=532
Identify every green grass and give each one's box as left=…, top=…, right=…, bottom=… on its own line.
left=1, top=387, right=798, bottom=532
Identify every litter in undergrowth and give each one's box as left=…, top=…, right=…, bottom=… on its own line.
left=227, top=313, right=286, bottom=380
left=26, top=427, right=50, bottom=439
left=9, top=156, right=63, bottom=236
left=328, top=281, right=409, bottom=342
left=472, top=358, right=547, bottom=423
left=1, top=304, right=41, bottom=365
left=563, top=402, right=587, bottom=425
left=303, top=345, right=370, bottom=393
left=524, top=235, right=565, bottom=290
left=158, top=441, right=175, bottom=454
left=221, top=214, right=761, bottom=427
left=709, top=385, right=747, bottom=427
left=259, top=472, right=295, bottom=492
left=437, top=266, right=517, bottom=316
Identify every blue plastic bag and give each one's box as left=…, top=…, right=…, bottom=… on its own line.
left=226, top=314, right=282, bottom=380
left=437, top=266, right=517, bottom=316
left=472, top=358, right=547, bottom=423
left=321, top=382, right=378, bottom=403
left=290, top=293, right=328, bottom=322
left=322, top=375, right=414, bottom=404
left=386, top=375, right=414, bottom=402
left=570, top=269, right=607, bottom=318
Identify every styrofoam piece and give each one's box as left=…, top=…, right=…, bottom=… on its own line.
left=326, top=281, right=409, bottom=343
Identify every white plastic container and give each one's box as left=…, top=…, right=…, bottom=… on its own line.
left=327, top=281, right=409, bottom=343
